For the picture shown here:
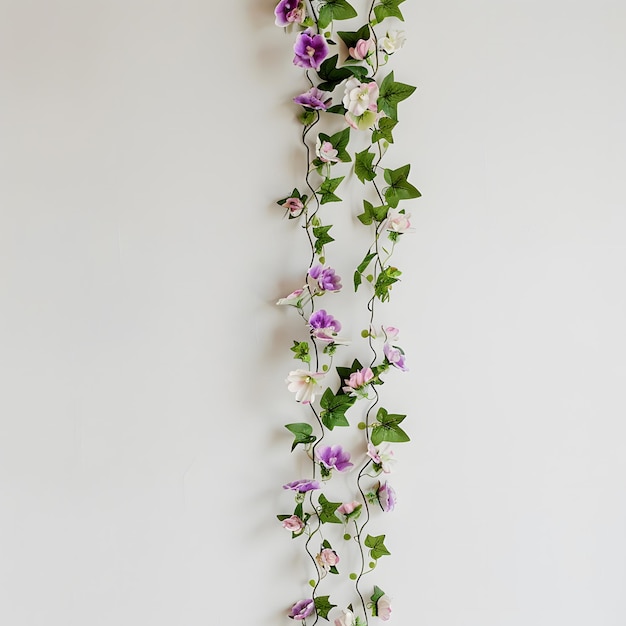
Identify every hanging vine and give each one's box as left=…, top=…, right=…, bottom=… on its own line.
left=274, top=0, right=419, bottom=623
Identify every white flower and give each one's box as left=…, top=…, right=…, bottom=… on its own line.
left=342, top=77, right=379, bottom=117
left=276, top=286, right=309, bottom=307
left=377, top=594, right=392, bottom=621
left=285, top=369, right=325, bottom=404
left=379, top=29, right=406, bottom=54
left=334, top=609, right=356, bottom=626
left=382, top=207, right=414, bottom=234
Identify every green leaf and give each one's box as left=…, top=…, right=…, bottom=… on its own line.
left=374, top=265, right=401, bottom=302
left=319, top=387, right=355, bottom=429
left=365, top=534, right=391, bottom=559
left=372, top=117, right=398, bottom=144
left=371, top=407, right=410, bottom=445
left=284, top=423, right=316, bottom=451
left=317, top=493, right=342, bottom=524
left=378, top=71, right=416, bottom=121
left=319, top=176, right=344, bottom=204
left=370, top=586, right=386, bottom=616
left=335, top=359, right=364, bottom=389
left=318, top=0, right=358, bottom=29
left=354, top=250, right=377, bottom=290
left=291, top=340, right=310, bottom=363
left=383, top=164, right=421, bottom=208
left=313, top=224, right=335, bottom=254
left=373, top=0, right=405, bottom=23
left=337, top=24, right=371, bottom=51
left=314, top=595, right=337, bottom=620
left=354, top=149, right=377, bottom=183
left=326, top=104, right=347, bottom=115
left=317, top=54, right=354, bottom=91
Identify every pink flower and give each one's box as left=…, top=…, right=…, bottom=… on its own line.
left=383, top=207, right=414, bottom=234
left=367, top=442, right=396, bottom=473
left=316, top=548, right=340, bottom=569
left=384, top=343, right=408, bottom=371
left=316, top=137, right=340, bottom=163
left=334, top=609, right=356, bottom=626
left=337, top=500, right=362, bottom=520
left=343, top=77, right=379, bottom=117
left=343, top=367, right=374, bottom=392
left=377, top=594, right=392, bottom=621
left=276, top=286, right=308, bottom=307
left=282, top=515, right=305, bottom=532
left=282, top=196, right=304, bottom=218
left=286, top=369, right=325, bottom=404
left=377, top=481, right=396, bottom=512
left=349, top=38, right=373, bottom=60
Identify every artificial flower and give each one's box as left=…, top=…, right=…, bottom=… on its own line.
left=274, top=0, right=306, bottom=26
left=349, top=38, right=373, bottom=60
left=282, top=515, right=305, bottom=532
left=289, top=598, right=315, bottom=620
left=384, top=343, right=408, bottom=371
left=383, top=207, right=414, bottom=234
left=367, top=442, right=396, bottom=474
left=377, top=594, right=392, bottom=621
left=293, top=87, right=332, bottom=110
left=379, top=29, right=406, bottom=54
left=316, top=444, right=353, bottom=472
left=276, top=286, right=308, bottom=307
left=343, top=77, right=379, bottom=117
left=343, top=367, right=375, bottom=398
left=337, top=500, right=362, bottom=520
left=309, top=264, right=342, bottom=292
left=316, top=136, right=340, bottom=163
left=316, top=548, right=340, bottom=569
left=282, top=196, right=305, bottom=218
left=293, top=29, right=329, bottom=70
left=283, top=478, right=321, bottom=493
left=334, top=609, right=356, bottom=626
left=309, top=309, right=342, bottom=342
left=370, top=325, right=400, bottom=342
left=377, top=481, right=396, bottom=512
left=286, top=369, right=325, bottom=403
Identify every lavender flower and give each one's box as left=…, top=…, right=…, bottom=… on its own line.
left=289, top=598, right=315, bottom=620
left=316, top=444, right=353, bottom=472
left=384, top=342, right=408, bottom=371
left=274, top=0, right=305, bottom=27
left=309, top=264, right=342, bottom=292
left=309, top=309, right=341, bottom=342
left=293, top=87, right=332, bottom=111
left=377, top=481, right=396, bottom=512
left=293, top=29, right=329, bottom=71
left=283, top=478, right=321, bottom=493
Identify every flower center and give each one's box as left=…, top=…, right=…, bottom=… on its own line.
left=306, top=45, right=315, bottom=57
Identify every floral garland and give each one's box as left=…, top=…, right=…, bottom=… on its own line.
left=274, top=0, right=419, bottom=624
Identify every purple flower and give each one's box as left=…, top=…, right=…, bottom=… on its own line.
left=377, top=481, right=396, bottom=512
left=293, top=87, right=332, bottom=111
left=283, top=479, right=321, bottom=493
left=316, top=444, right=353, bottom=472
left=309, top=264, right=342, bottom=292
left=309, top=309, right=341, bottom=342
left=289, top=598, right=315, bottom=620
left=293, top=29, right=329, bottom=71
left=384, top=342, right=408, bottom=371
left=274, top=0, right=306, bottom=26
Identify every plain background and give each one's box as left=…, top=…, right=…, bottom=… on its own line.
left=1, top=0, right=626, bottom=624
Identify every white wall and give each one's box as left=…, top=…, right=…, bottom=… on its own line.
left=1, top=1, right=625, bottom=624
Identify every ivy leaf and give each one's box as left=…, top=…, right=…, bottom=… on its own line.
left=353, top=250, right=377, bottom=290
left=378, top=71, right=416, bottom=121
left=365, top=534, right=391, bottom=559
left=313, top=224, right=335, bottom=254
left=314, top=595, right=338, bottom=620
left=370, top=586, right=386, bottom=616
left=372, top=117, right=398, bottom=144
left=354, top=149, right=377, bottom=183
left=337, top=24, right=371, bottom=51
left=326, top=104, right=347, bottom=115
left=373, top=0, right=405, bottom=23
left=284, top=423, right=317, bottom=451
left=319, top=176, right=344, bottom=204
left=317, top=54, right=354, bottom=91
left=371, top=407, right=410, bottom=445
left=318, top=0, right=358, bottom=29
left=383, top=164, right=421, bottom=208
left=319, top=387, right=355, bottom=429
left=374, top=265, right=401, bottom=302
left=317, top=493, right=342, bottom=524
left=319, top=127, right=351, bottom=163
left=291, top=340, right=310, bottom=363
